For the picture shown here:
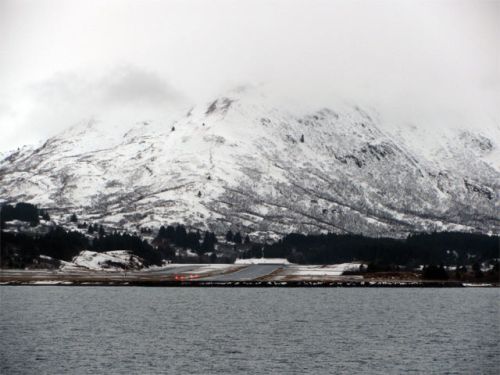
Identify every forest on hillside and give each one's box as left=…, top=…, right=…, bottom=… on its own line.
left=1, top=203, right=498, bottom=275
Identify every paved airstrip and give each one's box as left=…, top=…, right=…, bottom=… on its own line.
left=0, top=264, right=471, bottom=287
left=0, top=263, right=347, bottom=283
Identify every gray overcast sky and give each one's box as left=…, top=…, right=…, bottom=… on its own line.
left=0, top=0, right=498, bottom=151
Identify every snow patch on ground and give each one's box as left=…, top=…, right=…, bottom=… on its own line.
left=179, top=264, right=235, bottom=274
left=235, top=258, right=290, bottom=265
left=31, top=280, right=73, bottom=285
left=61, top=250, right=144, bottom=271
left=285, top=263, right=364, bottom=276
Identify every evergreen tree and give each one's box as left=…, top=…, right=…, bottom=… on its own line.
left=244, top=235, right=251, bottom=244
left=70, top=213, right=78, bottom=223
left=300, top=134, right=304, bottom=143
left=457, top=264, right=469, bottom=279
left=1, top=203, right=39, bottom=225
left=225, top=230, right=234, bottom=242
left=158, top=225, right=167, bottom=238
left=472, top=262, right=484, bottom=278
left=87, top=224, right=94, bottom=234
left=234, top=232, right=242, bottom=244
left=41, top=211, right=51, bottom=221
left=201, top=231, right=215, bottom=253
left=175, top=225, right=187, bottom=247
left=422, top=264, right=449, bottom=280
left=39, top=226, right=89, bottom=261
left=186, top=231, right=200, bottom=251
left=165, top=225, right=176, bottom=241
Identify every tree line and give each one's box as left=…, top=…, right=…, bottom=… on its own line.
left=242, top=231, right=499, bottom=269
left=155, top=225, right=217, bottom=260
left=1, top=226, right=162, bottom=268
left=1, top=203, right=498, bottom=275
left=0, top=202, right=50, bottom=226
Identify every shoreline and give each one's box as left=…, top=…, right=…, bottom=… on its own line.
left=2, top=265, right=497, bottom=287
left=1, top=279, right=496, bottom=287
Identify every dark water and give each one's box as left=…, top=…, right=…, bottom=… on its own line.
left=1, top=287, right=498, bottom=374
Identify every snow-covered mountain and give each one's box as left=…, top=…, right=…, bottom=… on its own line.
left=1, top=88, right=499, bottom=238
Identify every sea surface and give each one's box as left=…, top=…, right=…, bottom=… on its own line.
left=0, top=287, right=498, bottom=374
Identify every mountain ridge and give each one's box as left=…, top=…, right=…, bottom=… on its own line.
left=1, top=89, right=498, bottom=239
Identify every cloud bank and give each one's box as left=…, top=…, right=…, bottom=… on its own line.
left=0, top=0, right=498, bottom=151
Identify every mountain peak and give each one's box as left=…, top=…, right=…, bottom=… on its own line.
left=1, top=94, right=498, bottom=238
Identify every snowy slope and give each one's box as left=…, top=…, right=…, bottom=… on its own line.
left=1, top=88, right=498, bottom=238
left=61, top=250, right=145, bottom=271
